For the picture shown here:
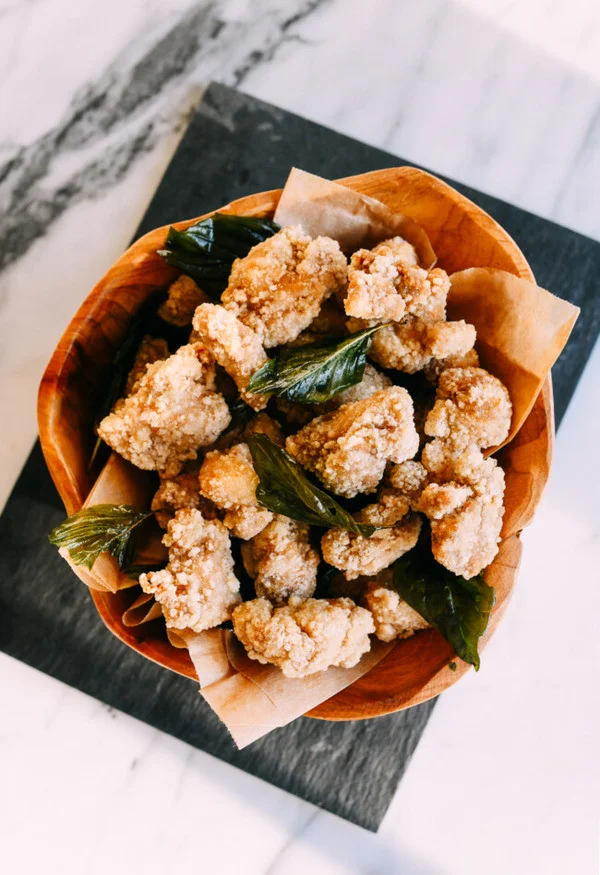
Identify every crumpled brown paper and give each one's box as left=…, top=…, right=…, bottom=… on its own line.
left=63, top=167, right=578, bottom=748
left=275, top=167, right=437, bottom=266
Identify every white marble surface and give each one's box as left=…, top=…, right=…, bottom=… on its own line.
left=0, top=0, right=599, bottom=872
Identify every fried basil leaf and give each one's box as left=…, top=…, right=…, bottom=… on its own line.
left=247, top=434, right=378, bottom=536
left=49, top=504, right=151, bottom=570
left=157, top=213, right=280, bottom=299
left=247, top=325, right=385, bottom=403
left=392, top=537, right=495, bottom=670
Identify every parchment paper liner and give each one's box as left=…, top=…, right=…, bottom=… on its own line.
left=65, top=169, right=578, bottom=747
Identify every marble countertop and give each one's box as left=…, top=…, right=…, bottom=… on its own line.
left=1, top=1, right=599, bottom=872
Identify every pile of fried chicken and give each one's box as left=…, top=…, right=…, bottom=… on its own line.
left=97, top=225, right=512, bottom=677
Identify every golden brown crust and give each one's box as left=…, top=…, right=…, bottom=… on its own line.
left=199, top=442, right=273, bottom=540
left=140, top=508, right=240, bottom=632
left=222, top=226, right=348, bottom=347
left=419, top=439, right=505, bottom=577
left=151, top=468, right=217, bottom=529
left=241, top=515, right=319, bottom=604
left=232, top=596, right=374, bottom=678
left=345, top=248, right=448, bottom=323
left=286, top=386, right=419, bottom=498
left=424, top=367, right=512, bottom=449
left=321, top=511, right=421, bottom=580
left=98, top=345, right=231, bottom=477
left=364, top=582, right=430, bottom=642
left=366, top=317, right=476, bottom=374
left=192, top=303, right=269, bottom=410
left=125, top=336, right=169, bottom=396
left=158, top=275, right=210, bottom=327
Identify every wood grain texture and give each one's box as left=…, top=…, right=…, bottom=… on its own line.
left=37, top=164, right=553, bottom=721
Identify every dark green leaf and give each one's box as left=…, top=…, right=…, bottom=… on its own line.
left=392, top=536, right=495, bottom=670
left=158, top=213, right=280, bottom=299
left=448, top=661, right=457, bottom=671
left=228, top=396, right=256, bottom=430
left=247, top=324, right=386, bottom=403
left=247, top=434, right=378, bottom=536
left=49, top=505, right=152, bottom=570
left=124, top=562, right=167, bottom=580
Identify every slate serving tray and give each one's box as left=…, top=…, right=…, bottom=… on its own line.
left=0, top=82, right=598, bottom=832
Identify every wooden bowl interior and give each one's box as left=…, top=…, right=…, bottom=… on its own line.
left=38, top=167, right=553, bottom=720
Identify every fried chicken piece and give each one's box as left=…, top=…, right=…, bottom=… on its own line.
left=424, top=367, right=512, bottom=448
left=289, top=298, right=349, bottom=347
left=98, top=345, right=231, bottom=477
left=241, top=515, right=319, bottom=604
left=364, top=581, right=430, bottom=642
left=158, top=275, right=210, bottom=327
left=321, top=496, right=422, bottom=580
left=232, top=596, right=374, bottom=678
left=199, top=442, right=273, bottom=540
left=192, top=303, right=269, bottom=410
left=419, top=439, right=505, bottom=578
left=345, top=244, right=449, bottom=323
left=140, top=508, right=241, bottom=632
left=273, top=397, right=314, bottom=427
left=363, top=316, right=476, bottom=374
left=423, top=347, right=480, bottom=383
left=222, top=226, right=347, bottom=347
left=151, top=468, right=218, bottom=529
left=314, top=363, right=392, bottom=415
left=387, top=460, right=428, bottom=503
left=372, top=235, right=419, bottom=265
left=125, top=336, right=169, bottom=396
left=286, top=386, right=419, bottom=498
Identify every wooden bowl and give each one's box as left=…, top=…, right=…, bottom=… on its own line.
left=38, top=167, right=553, bottom=721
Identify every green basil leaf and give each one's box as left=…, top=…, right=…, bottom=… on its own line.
left=247, top=325, right=386, bottom=403
left=123, top=562, right=167, bottom=580
left=247, top=434, right=377, bottom=536
left=392, top=537, right=495, bottom=670
left=228, top=396, right=256, bottom=430
left=49, top=505, right=152, bottom=571
left=158, top=213, right=280, bottom=299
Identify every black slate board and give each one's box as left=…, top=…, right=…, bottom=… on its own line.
left=0, top=83, right=598, bottom=832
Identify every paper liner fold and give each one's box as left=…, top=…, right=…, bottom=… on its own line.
left=274, top=167, right=437, bottom=267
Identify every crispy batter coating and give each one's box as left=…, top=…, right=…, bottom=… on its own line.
left=98, top=345, right=231, bottom=477
left=289, top=298, right=349, bottom=347
left=387, top=460, right=428, bottom=503
left=192, top=303, right=269, bottom=410
left=419, top=439, right=505, bottom=578
left=423, top=347, right=480, bottom=383
left=140, top=508, right=240, bottom=632
left=286, top=387, right=419, bottom=498
left=199, top=442, right=273, bottom=539
left=372, top=236, right=419, bottom=265
left=151, top=468, right=218, bottom=529
left=158, top=275, right=210, bottom=327
left=222, top=226, right=347, bottom=347
left=241, top=515, right=319, bottom=604
left=345, top=243, right=448, bottom=323
left=125, top=336, right=169, bottom=396
left=425, top=367, right=512, bottom=448
left=364, top=582, right=430, bottom=642
left=321, top=503, right=421, bottom=580
left=364, top=316, right=476, bottom=374
left=232, top=596, right=374, bottom=678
